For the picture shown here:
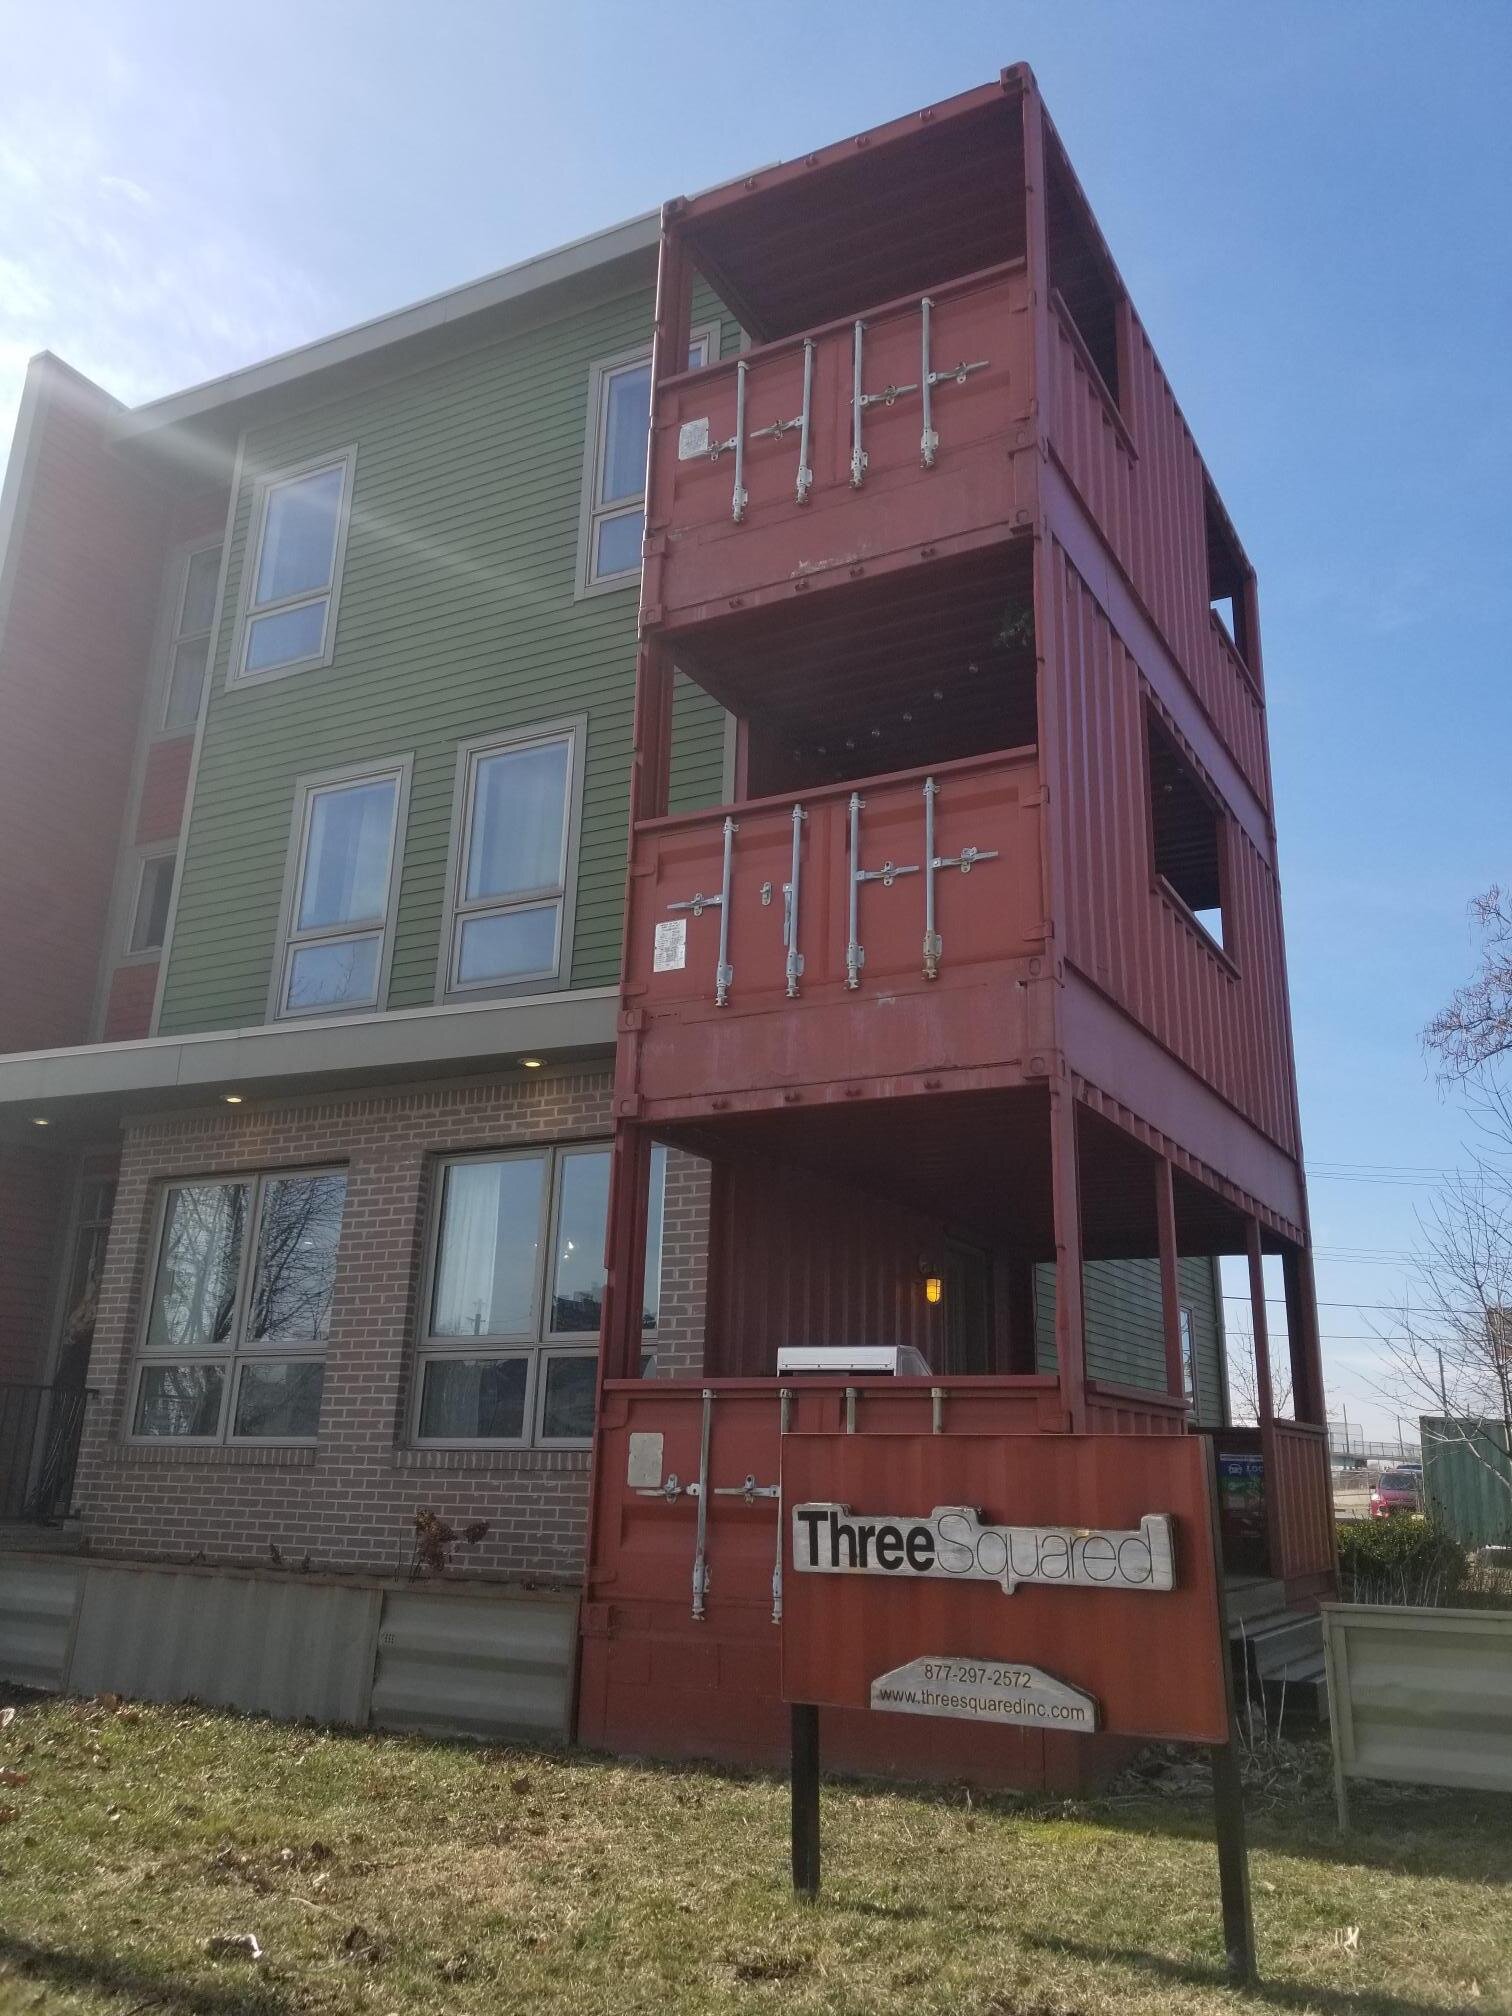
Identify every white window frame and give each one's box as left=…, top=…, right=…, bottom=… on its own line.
left=229, top=446, right=356, bottom=686
left=127, top=1166, right=347, bottom=1448
left=435, top=719, right=585, bottom=1004
left=123, top=848, right=179, bottom=963
left=157, top=537, right=223, bottom=734
left=1179, top=1302, right=1200, bottom=1414
left=574, top=325, right=719, bottom=597
left=268, top=757, right=411, bottom=1023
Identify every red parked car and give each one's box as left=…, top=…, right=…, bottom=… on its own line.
left=1370, top=1467, right=1423, bottom=1518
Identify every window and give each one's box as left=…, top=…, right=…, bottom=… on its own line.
left=274, top=762, right=409, bottom=1019
left=415, top=1142, right=666, bottom=1447
left=1179, top=1304, right=1200, bottom=1413
left=579, top=328, right=717, bottom=592
left=131, top=1168, right=347, bottom=1444
left=234, top=451, right=354, bottom=681
left=440, top=724, right=582, bottom=998
left=127, top=854, right=176, bottom=956
left=161, top=543, right=221, bottom=730
left=1147, top=711, right=1227, bottom=954
left=1205, top=480, right=1256, bottom=673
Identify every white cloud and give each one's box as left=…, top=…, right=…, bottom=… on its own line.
left=0, top=95, right=332, bottom=464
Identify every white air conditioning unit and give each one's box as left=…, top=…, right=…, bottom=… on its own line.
left=775, top=1345, right=933, bottom=1378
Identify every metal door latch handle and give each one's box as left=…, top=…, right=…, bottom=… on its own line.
left=635, top=1473, right=685, bottom=1501
left=711, top=1474, right=780, bottom=1504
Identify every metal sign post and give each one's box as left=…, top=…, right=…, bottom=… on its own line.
left=790, top=1703, right=821, bottom=1899
left=1211, top=1733, right=1258, bottom=1986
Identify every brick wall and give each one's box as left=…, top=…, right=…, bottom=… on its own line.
left=74, top=1069, right=710, bottom=1585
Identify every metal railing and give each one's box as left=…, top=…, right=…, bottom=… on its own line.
left=0, top=1383, right=92, bottom=1523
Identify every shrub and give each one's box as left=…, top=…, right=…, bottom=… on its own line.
left=1336, top=1516, right=1467, bottom=1607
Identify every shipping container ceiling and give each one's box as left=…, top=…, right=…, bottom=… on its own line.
left=681, top=98, right=1026, bottom=344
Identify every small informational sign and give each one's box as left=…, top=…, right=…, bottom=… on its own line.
left=678, top=417, right=711, bottom=460
left=653, top=918, right=687, bottom=972
left=791, top=1500, right=1175, bottom=1596
left=870, top=1657, right=1099, bottom=1731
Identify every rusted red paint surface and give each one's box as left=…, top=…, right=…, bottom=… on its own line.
left=780, top=1432, right=1229, bottom=1744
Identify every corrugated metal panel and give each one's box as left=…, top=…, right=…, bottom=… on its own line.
left=66, top=1565, right=378, bottom=1725
left=0, top=1556, right=83, bottom=1691
left=370, top=1588, right=576, bottom=1741
left=159, top=284, right=733, bottom=1033
left=1323, top=1603, right=1512, bottom=1804
left=1421, top=1419, right=1512, bottom=1548
left=1048, top=541, right=1297, bottom=1155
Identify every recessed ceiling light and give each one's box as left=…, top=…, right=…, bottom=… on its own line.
left=520, top=1057, right=544, bottom=1070
left=31, top=1116, right=49, bottom=1127
left=224, top=1094, right=243, bottom=1104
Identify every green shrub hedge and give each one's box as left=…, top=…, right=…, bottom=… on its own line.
left=1336, top=1516, right=1467, bottom=1606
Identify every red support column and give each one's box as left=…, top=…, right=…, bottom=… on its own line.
left=1155, top=1156, right=1185, bottom=1403
left=1049, top=1084, right=1087, bottom=1431
left=1282, top=1244, right=1325, bottom=1426
left=599, top=1125, right=653, bottom=1384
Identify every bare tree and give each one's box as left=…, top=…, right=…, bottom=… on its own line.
left=1424, top=887, right=1512, bottom=1083
left=1225, top=1320, right=1293, bottom=1425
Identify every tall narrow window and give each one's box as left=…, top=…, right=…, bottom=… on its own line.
left=131, top=1168, right=346, bottom=1444
left=442, top=725, right=580, bottom=996
left=1179, top=1304, right=1200, bottom=1413
left=1205, top=481, right=1256, bottom=674
left=1147, top=712, right=1227, bottom=954
left=275, top=763, right=408, bottom=1018
left=162, top=543, right=221, bottom=730
left=579, top=330, right=716, bottom=592
left=236, top=452, right=354, bottom=679
left=127, top=854, right=176, bottom=956
left=415, top=1142, right=666, bottom=1448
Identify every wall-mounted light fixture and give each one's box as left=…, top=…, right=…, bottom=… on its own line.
left=918, top=1255, right=944, bottom=1306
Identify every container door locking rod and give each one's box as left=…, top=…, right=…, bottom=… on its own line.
left=921, top=775, right=1000, bottom=979
left=783, top=804, right=806, bottom=998
left=846, top=792, right=919, bottom=990
left=691, top=1389, right=713, bottom=1620
left=747, top=339, right=816, bottom=507
left=851, top=320, right=919, bottom=489
left=666, top=815, right=738, bottom=1006
left=919, top=297, right=989, bottom=470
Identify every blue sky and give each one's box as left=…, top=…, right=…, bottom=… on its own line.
left=2, top=1, right=1508, bottom=1434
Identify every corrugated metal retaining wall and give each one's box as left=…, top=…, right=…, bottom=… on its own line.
left=0, top=1555, right=575, bottom=1744
left=1322, top=1602, right=1512, bottom=1826
left=1421, top=1418, right=1512, bottom=1549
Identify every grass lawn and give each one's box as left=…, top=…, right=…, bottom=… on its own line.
left=0, top=1693, right=1507, bottom=2015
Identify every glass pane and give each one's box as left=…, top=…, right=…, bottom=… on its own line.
left=465, top=741, right=568, bottom=902
left=456, top=905, right=560, bottom=987
left=180, top=545, right=221, bottom=634
left=233, top=1359, right=325, bottom=1439
left=146, top=1183, right=248, bottom=1352
left=255, top=464, right=344, bottom=606
left=418, top=1356, right=528, bottom=1440
left=643, top=1143, right=667, bottom=1331
left=135, top=1362, right=225, bottom=1438
left=298, top=778, right=398, bottom=930
left=593, top=509, right=644, bottom=580
left=245, top=599, right=328, bottom=673
left=249, top=1172, right=348, bottom=1345
left=540, top=1354, right=596, bottom=1440
left=285, top=934, right=381, bottom=1012
left=163, top=636, right=209, bottom=729
left=129, top=857, right=175, bottom=954
left=600, top=360, right=651, bottom=505
left=431, top=1156, right=546, bottom=1339
left=550, top=1151, right=609, bottom=1333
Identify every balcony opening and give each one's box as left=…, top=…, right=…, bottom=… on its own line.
left=1147, top=711, right=1227, bottom=952
left=1045, top=142, right=1121, bottom=408
left=669, top=546, right=1038, bottom=803
left=676, top=92, right=1027, bottom=345
left=1205, top=480, right=1256, bottom=672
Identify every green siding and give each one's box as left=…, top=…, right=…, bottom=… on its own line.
left=159, top=282, right=732, bottom=1034
left=1035, top=1256, right=1228, bottom=1426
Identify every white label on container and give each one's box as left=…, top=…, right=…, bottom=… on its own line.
left=653, top=918, right=687, bottom=972
left=678, top=417, right=711, bottom=460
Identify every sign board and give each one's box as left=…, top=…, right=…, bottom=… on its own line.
left=870, top=1657, right=1098, bottom=1730
left=780, top=1432, right=1230, bottom=1745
